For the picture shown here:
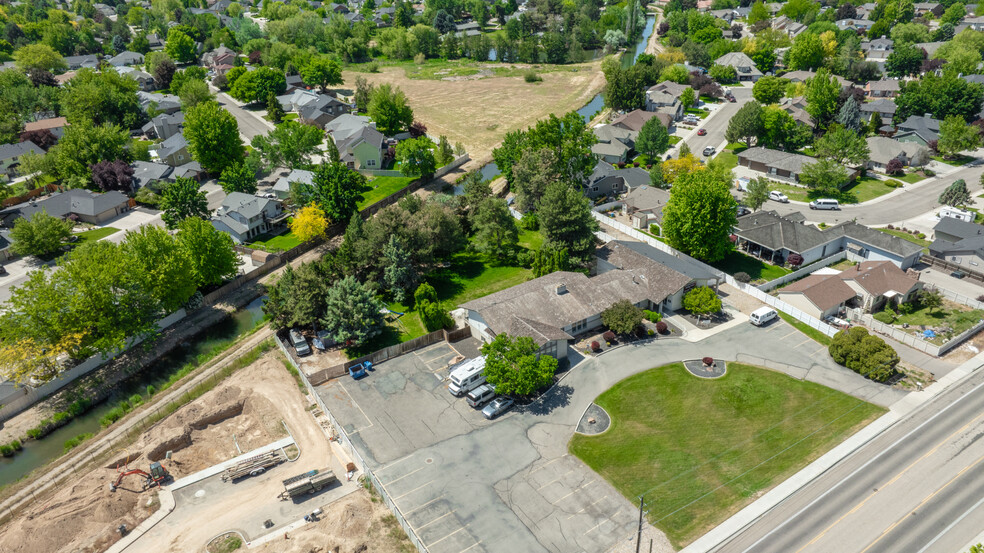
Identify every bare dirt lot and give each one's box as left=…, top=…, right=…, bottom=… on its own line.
left=343, top=60, right=606, bottom=160
left=0, top=352, right=322, bottom=553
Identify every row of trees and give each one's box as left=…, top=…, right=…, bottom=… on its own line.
left=0, top=220, right=241, bottom=383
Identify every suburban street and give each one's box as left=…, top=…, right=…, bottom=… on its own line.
left=711, top=363, right=984, bottom=553
left=215, top=91, right=275, bottom=142
left=681, top=86, right=753, bottom=159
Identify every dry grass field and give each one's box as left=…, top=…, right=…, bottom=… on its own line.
left=342, top=59, right=607, bottom=160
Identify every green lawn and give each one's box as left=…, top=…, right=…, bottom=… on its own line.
left=710, top=250, right=791, bottom=283
left=517, top=228, right=543, bottom=250
left=829, top=259, right=857, bottom=271
left=763, top=178, right=896, bottom=205
left=569, top=363, right=884, bottom=548
left=669, top=135, right=682, bottom=145
left=896, top=172, right=925, bottom=184
left=875, top=228, right=931, bottom=249
left=777, top=310, right=833, bottom=346
left=358, top=176, right=417, bottom=210
left=73, top=226, right=121, bottom=243
left=932, top=154, right=975, bottom=166
left=246, top=230, right=303, bottom=252
left=685, top=108, right=710, bottom=118
left=712, top=150, right=739, bottom=171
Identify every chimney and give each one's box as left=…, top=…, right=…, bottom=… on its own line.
left=556, top=284, right=567, bottom=295
left=925, top=113, right=932, bottom=119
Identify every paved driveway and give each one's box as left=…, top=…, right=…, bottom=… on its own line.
left=317, top=322, right=906, bottom=553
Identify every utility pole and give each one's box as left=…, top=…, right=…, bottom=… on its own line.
left=636, top=496, right=645, bottom=553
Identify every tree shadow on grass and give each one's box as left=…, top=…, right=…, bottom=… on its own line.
left=425, top=253, right=485, bottom=302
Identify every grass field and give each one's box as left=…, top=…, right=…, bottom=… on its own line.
left=933, top=154, right=975, bottom=166
left=713, top=150, right=739, bottom=171
left=569, top=363, right=884, bottom=548
left=777, top=310, right=833, bottom=346
left=710, top=250, right=791, bottom=283
left=876, top=228, right=931, bottom=249
left=895, top=172, right=925, bottom=184
left=247, top=230, right=303, bottom=252
left=342, top=59, right=606, bottom=159
left=73, top=227, right=121, bottom=243
left=764, top=177, right=896, bottom=204
left=358, top=176, right=417, bottom=210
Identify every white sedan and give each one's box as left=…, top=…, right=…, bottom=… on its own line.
left=769, top=191, right=789, bottom=203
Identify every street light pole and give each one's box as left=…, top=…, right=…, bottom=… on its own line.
left=636, top=496, right=645, bottom=553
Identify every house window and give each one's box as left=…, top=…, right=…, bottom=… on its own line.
left=178, top=154, right=184, bottom=161
left=366, top=159, right=376, bottom=167
left=591, top=186, right=599, bottom=192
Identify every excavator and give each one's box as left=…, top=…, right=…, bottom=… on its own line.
left=109, top=461, right=170, bottom=492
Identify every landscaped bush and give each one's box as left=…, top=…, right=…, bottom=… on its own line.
left=656, top=321, right=668, bottom=334
left=873, top=308, right=896, bottom=324
left=590, top=340, right=601, bottom=352
left=828, top=327, right=899, bottom=382
left=787, top=253, right=804, bottom=267
left=734, top=272, right=751, bottom=283
left=886, top=159, right=904, bottom=175
left=603, top=330, right=616, bottom=342
left=977, top=295, right=984, bottom=302
left=643, top=309, right=662, bottom=323
left=918, top=233, right=926, bottom=239
left=887, top=224, right=894, bottom=229
left=649, top=224, right=661, bottom=236
left=887, top=179, right=904, bottom=188
left=924, top=169, right=935, bottom=177
left=523, top=70, right=542, bottom=83
left=702, top=357, right=714, bottom=365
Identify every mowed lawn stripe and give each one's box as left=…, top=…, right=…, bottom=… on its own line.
left=569, top=363, right=884, bottom=548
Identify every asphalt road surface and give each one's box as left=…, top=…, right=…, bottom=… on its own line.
left=681, top=86, right=753, bottom=159
left=713, top=364, right=984, bottom=553
left=216, top=92, right=274, bottom=141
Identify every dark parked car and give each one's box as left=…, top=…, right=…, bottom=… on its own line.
left=952, top=270, right=967, bottom=279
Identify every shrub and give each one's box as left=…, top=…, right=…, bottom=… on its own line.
left=818, top=222, right=827, bottom=229
left=520, top=212, right=539, bottom=231
left=10, top=440, right=21, bottom=451
left=918, top=232, right=926, bottom=239
left=924, top=168, right=935, bottom=177
left=418, top=300, right=452, bottom=331
left=414, top=52, right=426, bottom=65
left=656, top=321, right=668, bottom=333
left=885, top=158, right=904, bottom=175
left=734, top=272, right=751, bottom=283
left=100, top=406, right=127, bottom=427
left=899, top=302, right=914, bottom=315
left=0, top=444, right=13, bottom=457
left=67, top=398, right=90, bottom=417
left=647, top=329, right=654, bottom=336
left=873, top=308, right=896, bottom=324
left=129, top=394, right=144, bottom=407
left=63, top=432, right=94, bottom=453
left=643, top=309, right=662, bottom=323
left=590, top=340, right=601, bottom=352
left=414, top=282, right=438, bottom=306
left=977, top=295, right=984, bottom=302
left=523, top=70, right=542, bottom=83
left=887, top=224, right=894, bottom=229
left=26, top=427, right=42, bottom=440
left=602, top=330, right=616, bottom=342
left=828, top=327, right=899, bottom=382
left=649, top=224, right=661, bottom=236
left=787, top=253, right=804, bottom=267
left=366, top=61, right=379, bottom=73
left=702, top=356, right=714, bottom=365
left=887, top=179, right=904, bottom=188
left=147, top=384, right=157, bottom=396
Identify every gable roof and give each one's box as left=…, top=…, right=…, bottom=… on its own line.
left=0, top=141, right=44, bottom=161
left=860, top=98, right=896, bottom=115
left=714, top=52, right=762, bottom=76
left=131, top=160, right=173, bottom=187
left=934, top=217, right=984, bottom=241
left=824, top=220, right=924, bottom=258
left=738, top=147, right=815, bottom=174
left=157, top=133, right=188, bottom=158
left=734, top=210, right=829, bottom=254
left=610, top=109, right=661, bottom=133
left=867, top=78, right=900, bottom=91
left=23, top=117, right=68, bottom=132
left=596, top=240, right=721, bottom=282
left=840, top=260, right=920, bottom=297
left=0, top=189, right=128, bottom=224
left=898, top=115, right=941, bottom=142
left=866, top=136, right=926, bottom=164
left=622, top=185, right=670, bottom=213
left=274, top=169, right=315, bottom=192
left=220, top=191, right=276, bottom=219
left=780, top=273, right=858, bottom=311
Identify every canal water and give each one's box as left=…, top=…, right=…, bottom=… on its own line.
left=0, top=296, right=268, bottom=489
left=477, top=15, right=656, bottom=182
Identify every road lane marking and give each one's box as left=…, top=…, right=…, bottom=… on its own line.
left=793, top=411, right=984, bottom=553
left=536, top=469, right=574, bottom=490
left=735, top=387, right=984, bottom=553
left=914, top=490, right=984, bottom=553
left=459, top=541, right=484, bottom=552
left=394, top=479, right=437, bottom=500
left=859, top=451, right=984, bottom=553
left=404, top=495, right=445, bottom=515
left=552, top=480, right=597, bottom=504
left=335, top=380, right=374, bottom=432
left=584, top=518, right=610, bottom=535
left=417, top=511, right=453, bottom=530
left=568, top=495, right=610, bottom=519
left=427, top=525, right=468, bottom=547
left=529, top=457, right=565, bottom=475
left=386, top=465, right=427, bottom=486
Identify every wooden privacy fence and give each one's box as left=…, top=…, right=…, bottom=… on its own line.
left=922, top=255, right=984, bottom=283
left=305, top=327, right=473, bottom=385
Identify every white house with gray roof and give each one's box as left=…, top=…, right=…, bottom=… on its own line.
left=211, top=192, right=287, bottom=243
left=714, top=52, right=763, bottom=82
left=865, top=136, right=929, bottom=170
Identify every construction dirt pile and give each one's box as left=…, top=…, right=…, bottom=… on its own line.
left=0, top=354, right=294, bottom=553
left=251, top=489, right=416, bottom=553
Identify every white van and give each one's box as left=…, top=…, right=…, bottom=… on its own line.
left=749, top=307, right=778, bottom=326
left=809, top=199, right=840, bottom=210
left=448, top=356, right=487, bottom=396
left=289, top=329, right=311, bottom=357
left=466, top=384, right=495, bottom=408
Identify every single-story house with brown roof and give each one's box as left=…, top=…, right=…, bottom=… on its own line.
left=778, top=261, right=922, bottom=318
left=778, top=272, right=858, bottom=319
left=23, top=117, right=69, bottom=139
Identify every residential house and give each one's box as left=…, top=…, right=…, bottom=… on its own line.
left=211, top=192, right=288, bottom=243
left=765, top=2, right=783, bottom=14
left=273, top=169, right=314, bottom=198
left=835, top=18, right=875, bottom=31
left=645, top=81, right=688, bottom=120
left=64, top=55, right=99, bottom=70
left=779, top=96, right=813, bottom=127
left=130, top=160, right=174, bottom=189
left=714, top=52, right=763, bottom=82
left=777, top=272, right=859, bottom=319
left=611, top=109, right=672, bottom=133
left=173, top=161, right=205, bottom=181
left=916, top=41, right=945, bottom=56
left=137, top=91, right=181, bottom=115
left=455, top=21, right=482, bottom=37
left=108, top=51, right=145, bottom=66
left=866, top=136, right=930, bottom=170
left=156, top=133, right=192, bottom=166
left=0, top=189, right=130, bottom=227
left=860, top=98, right=897, bottom=122
left=839, top=261, right=923, bottom=312
left=202, top=46, right=237, bottom=70
left=591, top=125, right=636, bottom=165
left=621, top=185, right=670, bottom=229
left=708, top=8, right=737, bottom=22
left=861, top=37, right=894, bottom=62
left=116, top=67, right=156, bottom=91
left=895, top=115, right=941, bottom=146
left=772, top=15, right=807, bottom=37
left=914, top=2, right=944, bottom=16
left=142, top=112, right=184, bottom=140
left=0, top=141, right=43, bottom=178
left=93, top=2, right=116, bottom=16
left=734, top=211, right=924, bottom=268
left=0, top=229, right=11, bottom=261
left=929, top=218, right=984, bottom=270
left=584, top=161, right=650, bottom=200
left=781, top=70, right=854, bottom=90
left=962, top=15, right=984, bottom=31
left=23, top=117, right=68, bottom=139
left=736, top=147, right=818, bottom=183
left=865, top=78, right=901, bottom=98
left=325, top=115, right=385, bottom=170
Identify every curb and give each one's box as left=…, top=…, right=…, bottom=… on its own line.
left=104, top=487, right=176, bottom=553
left=681, top=349, right=984, bottom=553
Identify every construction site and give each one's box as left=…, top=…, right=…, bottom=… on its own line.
left=0, top=352, right=415, bottom=553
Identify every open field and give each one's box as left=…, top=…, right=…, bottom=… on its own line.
left=569, top=362, right=885, bottom=548
left=342, top=59, right=606, bottom=159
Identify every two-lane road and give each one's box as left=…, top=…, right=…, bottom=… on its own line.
left=712, top=362, right=984, bottom=553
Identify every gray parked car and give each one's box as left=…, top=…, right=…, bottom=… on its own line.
left=482, top=397, right=515, bottom=420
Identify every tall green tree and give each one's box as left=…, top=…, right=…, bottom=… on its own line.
left=896, top=73, right=984, bottom=123
left=251, top=121, right=323, bottom=170
left=160, top=177, right=209, bottom=229
left=13, top=44, right=66, bottom=73
left=787, top=32, right=825, bottom=70
left=725, top=101, right=764, bottom=148
left=537, top=181, right=599, bottom=266
left=300, top=56, right=343, bottom=92
left=601, top=299, right=644, bottom=334
left=219, top=162, right=258, bottom=194
left=885, top=43, right=925, bottom=78
left=229, top=66, right=287, bottom=105
left=805, top=68, right=841, bottom=130
left=939, top=179, right=972, bottom=207
left=321, top=276, right=386, bottom=346
left=662, top=169, right=737, bottom=262
left=480, top=333, right=558, bottom=397
left=9, top=211, right=72, bottom=257
left=683, top=286, right=722, bottom=320
left=800, top=158, right=849, bottom=194
left=814, top=126, right=870, bottom=166
left=43, top=119, right=130, bottom=182
left=760, top=105, right=812, bottom=151
left=310, top=162, right=369, bottom=223
left=395, top=136, right=438, bottom=176
left=471, top=197, right=518, bottom=261
left=164, top=29, right=196, bottom=63
left=836, top=96, right=863, bottom=133
left=120, top=226, right=197, bottom=312
left=745, top=177, right=770, bottom=211
left=829, top=327, right=899, bottom=382
left=368, top=83, right=414, bottom=135
left=184, top=100, right=244, bottom=174
left=938, top=115, right=981, bottom=158
left=382, top=235, right=418, bottom=304
left=636, top=117, right=670, bottom=162
left=266, top=91, right=285, bottom=123
left=752, top=76, right=788, bottom=105
left=176, top=216, right=242, bottom=287
left=61, top=69, right=145, bottom=129
left=511, top=148, right=558, bottom=212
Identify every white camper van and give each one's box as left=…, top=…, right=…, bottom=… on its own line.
left=448, top=356, right=487, bottom=396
